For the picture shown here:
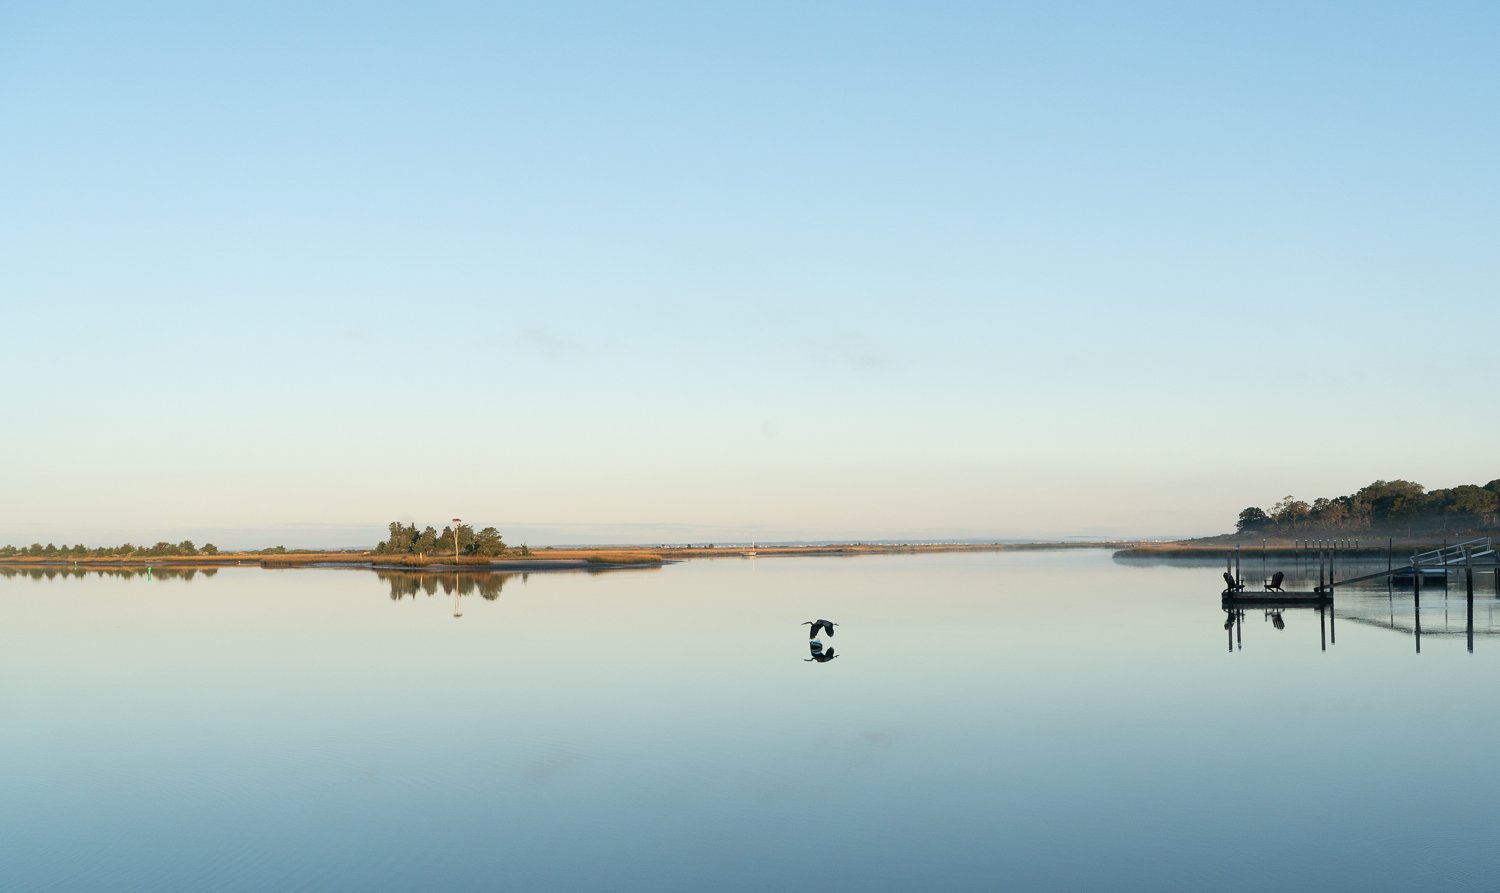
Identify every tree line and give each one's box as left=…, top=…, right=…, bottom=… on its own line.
left=375, top=521, right=510, bottom=557
left=1237, top=478, right=1500, bottom=534
left=0, top=540, right=223, bottom=558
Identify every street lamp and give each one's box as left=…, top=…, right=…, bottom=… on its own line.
left=451, top=518, right=462, bottom=564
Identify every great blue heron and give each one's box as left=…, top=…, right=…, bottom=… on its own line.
left=801, top=619, right=838, bottom=639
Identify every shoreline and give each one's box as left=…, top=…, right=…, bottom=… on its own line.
left=1113, top=533, right=1499, bottom=560
left=0, top=540, right=1125, bottom=571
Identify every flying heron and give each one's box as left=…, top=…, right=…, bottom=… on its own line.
left=801, top=619, right=838, bottom=639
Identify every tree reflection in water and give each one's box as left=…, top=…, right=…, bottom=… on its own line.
left=376, top=569, right=513, bottom=602
left=0, top=566, right=216, bottom=582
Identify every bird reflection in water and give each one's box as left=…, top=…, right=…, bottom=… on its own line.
left=805, top=640, right=838, bottom=662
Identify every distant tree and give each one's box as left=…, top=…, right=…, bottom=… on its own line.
left=1236, top=507, right=1271, bottom=532
left=1445, top=485, right=1498, bottom=526
left=414, top=526, right=439, bottom=555
left=178, top=540, right=197, bottom=556
left=474, top=527, right=506, bottom=557
left=1271, top=496, right=1311, bottom=528
left=200, top=543, right=219, bottom=555
left=381, top=521, right=415, bottom=554
left=1367, top=480, right=1426, bottom=525
left=1309, top=497, right=1348, bottom=528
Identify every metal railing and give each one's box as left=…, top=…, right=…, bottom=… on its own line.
left=1412, top=537, right=1494, bottom=567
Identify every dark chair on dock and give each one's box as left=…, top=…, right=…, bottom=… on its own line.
left=1222, top=572, right=1245, bottom=595
left=1264, top=571, right=1284, bottom=593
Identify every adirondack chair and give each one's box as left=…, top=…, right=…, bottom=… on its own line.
left=1222, top=571, right=1244, bottom=594
left=1264, top=571, right=1285, bottom=592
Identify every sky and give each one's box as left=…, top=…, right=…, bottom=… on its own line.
left=2, top=1, right=1498, bottom=548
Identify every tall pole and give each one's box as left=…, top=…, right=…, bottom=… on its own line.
left=452, top=517, right=462, bottom=564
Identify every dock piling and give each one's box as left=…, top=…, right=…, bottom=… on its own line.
left=1414, top=569, right=1422, bottom=655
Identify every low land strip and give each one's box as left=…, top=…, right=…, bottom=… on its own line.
left=1114, top=532, right=1500, bottom=560
left=0, top=541, right=1123, bottom=570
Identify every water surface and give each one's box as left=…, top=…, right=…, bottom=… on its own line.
left=4, top=551, right=1499, bottom=891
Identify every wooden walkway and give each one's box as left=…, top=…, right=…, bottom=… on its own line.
left=1223, top=592, right=1331, bottom=607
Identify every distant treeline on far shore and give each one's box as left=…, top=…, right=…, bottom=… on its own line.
left=1237, top=478, right=1500, bottom=535
left=0, top=520, right=526, bottom=561
left=0, top=540, right=232, bottom=558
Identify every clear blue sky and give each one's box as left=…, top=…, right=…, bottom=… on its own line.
left=2, top=1, right=1497, bottom=547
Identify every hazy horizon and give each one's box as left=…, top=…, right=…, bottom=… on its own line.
left=0, top=520, right=1200, bottom=553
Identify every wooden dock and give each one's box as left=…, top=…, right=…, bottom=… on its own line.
left=1223, top=592, right=1332, bottom=607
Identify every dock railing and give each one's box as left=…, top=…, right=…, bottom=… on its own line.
left=1412, top=537, right=1494, bottom=568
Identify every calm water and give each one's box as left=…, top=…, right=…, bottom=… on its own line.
left=4, top=550, right=1500, bottom=891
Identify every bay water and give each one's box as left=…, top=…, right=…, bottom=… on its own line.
left=4, top=550, right=1498, bottom=891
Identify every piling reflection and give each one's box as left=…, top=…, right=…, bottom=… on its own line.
left=1219, top=585, right=1500, bottom=654
left=1221, top=603, right=1330, bottom=652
